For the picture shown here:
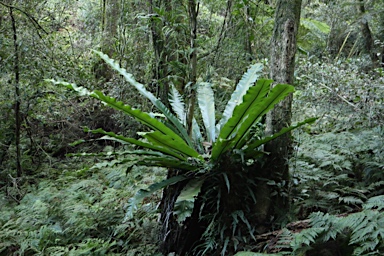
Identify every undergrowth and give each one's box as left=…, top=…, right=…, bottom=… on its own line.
left=1, top=57, right=383, bottom=255
left=0, top=157, right=164, bottom=255
left=275, top=195, right=384, bottom=255
left=291, top=127, right=384, bottom=218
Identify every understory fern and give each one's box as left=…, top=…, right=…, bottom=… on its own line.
left=0, top=160, right=163, bottom=255
left=291, top=129, right=384, bottom=217
left=279, top=195, right=384, bottom=255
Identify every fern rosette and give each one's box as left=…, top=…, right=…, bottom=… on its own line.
left=48, top=50, right=315, bottom=226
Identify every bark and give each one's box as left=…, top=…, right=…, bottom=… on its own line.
left=10, top=6, right=22, bottom=178
left=186, top=0, right=198, bottom=136
left=159, top=170, right=190, bottom=254
left=149, top=0, right=186, bottom=106
left=159, top=1, right=200, bottom=254
left=261, top=0, right=302, bottom=228
left=357, top=0, right=379, bottom=68
left=149, top=0, right=168, bottom=104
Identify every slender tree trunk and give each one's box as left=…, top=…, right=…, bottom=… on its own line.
left=186, top=0, right=198, bottom=136
left=357, top=0, right=379, bottom=68
left=244, top=5, right=253, bottom=61
left=10, top=6, right=22, bottom=178
left=159, top=1, right=199, bottom=255
left=259, top=0, right=301, bottom=228
left=148, top=0, right=170, bottom=105
left=96, top=0, right=119, bottom=81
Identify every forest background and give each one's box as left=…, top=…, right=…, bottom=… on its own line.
left=0, top=0, right=383, bottom=255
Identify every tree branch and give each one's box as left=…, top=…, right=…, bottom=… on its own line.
left=0, top=1, right=48, bottom=36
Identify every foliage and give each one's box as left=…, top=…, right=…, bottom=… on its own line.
left=1, top=1, right=384, bottom=255
left=290, top=127, right=384, bottom=218
left=49, top=50, right=314, bottom=255
left=0, top=160, right=164, bottom=255
left=294, top=57, right=384, bottom=132
left=0, top=0, right=105, bottom=186
left=276, top=195, right=384, bottom=255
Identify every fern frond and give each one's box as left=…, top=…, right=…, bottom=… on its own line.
left=364, top=195, right=384, bottom=210
left=197, top=82, right=216, bottom=142
left=169, top=84, right=186, bottom=125
left=92, top=50, right=193, bottom=146
left=216, top=63, right=263, bottom=134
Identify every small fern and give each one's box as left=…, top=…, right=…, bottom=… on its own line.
left=286, top=195, right=384, bottom=255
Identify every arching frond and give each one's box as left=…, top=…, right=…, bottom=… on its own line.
left=197, top=82, right=216, bottom=142
left=216, top=63, right=263, bottom=134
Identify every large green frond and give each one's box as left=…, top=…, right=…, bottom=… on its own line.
left=92, top=50, right=193, bottom=146
left=244, top=117, right=318, bottom=157
left=232, top=83, right=294, bottom=150
left=212, top=79, right=283, bottom=160
left=88, top=128, right=186, bottom=160
left=91, top=91, right=179, bottom=137
left=142, top=131, right=202, bottom=160
left=197, top=82, right=216, bottom=142
left=216, top=63, right=263, bottom=134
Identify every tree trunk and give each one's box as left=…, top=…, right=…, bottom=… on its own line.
left=159, top=1, right=199, bottom=254
left=261, top=0, right=302, bottom=228
left=10, top=6, right=22, bottom=179
left=186, top=0, right=198, bottom=136
left=357, top=0, right=379, bottom=68
left=149, top=0, right=187, bottom=106
left=149, top=0, right=168, bottom=105
left=95, top=0, right=119, bottom=81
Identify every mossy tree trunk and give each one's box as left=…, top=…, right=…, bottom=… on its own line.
left=149, top=0, right=187, bottom=106
left=261, top=0, right=302, bottom=228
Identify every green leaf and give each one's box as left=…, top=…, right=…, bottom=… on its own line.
left=46, top=79, right=91, bottom=96
left=69, top=139, right=86, bottom=146
left=142, top=131, right=202, bottom=160
left=301, top=18, right=330, bottom=34
left=91, top=91, right=176, bottom=136
left=135, top=156, right=199, bottom=170
left=212, top=79, right=290, bottom=160
left=192, top=118, right=204, bottom=153
left=90, top=91, right=203, bottom=159
left=169, top=84, right=186, bottom=125
left=244, top=117, right=317, bottom=156
left=92, top=50, right=193, bottom=147
left=233, top=83, right=294, bottom=149
left=89, top=128, right=187, bottom=160
left=124, top=175, right=189, bottom=221
left=197, top=82, right=216, bottom=142
left=216, top=63, right=263, bottom=134
left=174, top=178, right=204, bottom=223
